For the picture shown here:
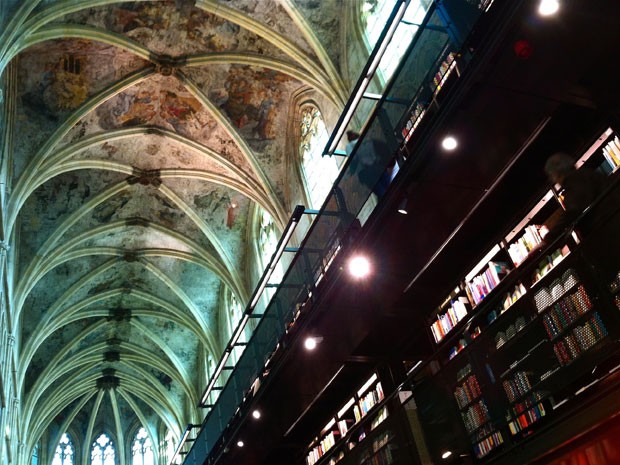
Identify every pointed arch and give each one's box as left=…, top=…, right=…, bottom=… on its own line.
left=51, top=432, right=75, bottom=465
left=130, top=427, right=155, bottom=465
left=297, top=104, right=341, bottom=209
left=90, top=433, right=116, bottom=465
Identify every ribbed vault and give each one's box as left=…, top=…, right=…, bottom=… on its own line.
left=0, top=0, right=350, bottom=461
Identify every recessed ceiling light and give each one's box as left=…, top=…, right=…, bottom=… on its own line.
left=237, top=440, right=244, bottom=447
left=252, top=409, right=261, bottom=419
left=441, top=451, right=452, bottom=459
left=348, top=255, right=371, bottom=278
left=538, top=0, right=559, bottom=16
left=441, top=136, right=458, bottom=151
left=304, top=337, right=318, bottom=350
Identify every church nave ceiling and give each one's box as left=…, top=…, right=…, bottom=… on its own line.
left=2, top=0, right=348, bottom=452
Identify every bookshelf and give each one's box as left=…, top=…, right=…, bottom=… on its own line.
left=453, top=363, right=505, bottom=459
left=401, top=102, right=427, bottom=144
left=601, top=135, right=620, bottom=171
left=306, top=373, right=388, bottom=465
left=413, top=128, right=620, bottom=461
left=399, top=49, right=462, bottom=146
left=431, top=52, right=458, bottom=99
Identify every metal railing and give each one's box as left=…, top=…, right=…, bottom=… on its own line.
left=179, top=1, right=490, bottom=464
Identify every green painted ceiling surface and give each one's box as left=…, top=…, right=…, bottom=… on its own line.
left=2, top=0, right=349, bottom=455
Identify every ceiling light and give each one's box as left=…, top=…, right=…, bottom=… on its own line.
left=304, top=337, right=318, bottom=350
left=252, top=409, right=261, bottom=419
left=538, top=0, right=559, bottom=15
left=441, top=136, right=458, bottom=151
left=397, top=198, right=408, bottom=215
left=348, top=255, right=371, bottom=278
left=441, top=451, right=452, bottom=459
left=237, top=440, right=244, bottom=448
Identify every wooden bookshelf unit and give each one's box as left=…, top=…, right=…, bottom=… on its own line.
left=413, top=128, right=620, bottom=463
left=306, top=373, right=389, bottom=465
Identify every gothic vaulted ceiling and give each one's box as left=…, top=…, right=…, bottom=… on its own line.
left=1, top=0, right=350, bottom=455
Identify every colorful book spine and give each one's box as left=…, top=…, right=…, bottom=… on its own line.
left=402, top=103, right=426, bottom=142
left=507, top=401, right=546, bottom=435
left=502, top=371, right=533, bottom=403
left=454, top=375, right=482, bottom=409
left=553, top=313, right=608, bottom=365
left=542, top=285, right=592, bottom=339
left=461, top=400, right=490, bottom=433
left=466, top=262, right=509, bottom=306
left=430, top=299, right=469, bottom=343
left=508, top=226, right=543, bottom=266
left=603, top=136, right=620, bottom=169
left=473, top=431, right=503, bottom=458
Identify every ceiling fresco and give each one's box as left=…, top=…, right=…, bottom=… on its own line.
left=1, top=0, right=350, bottom=457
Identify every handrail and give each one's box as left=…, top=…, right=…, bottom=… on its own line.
left=179, top=2, right=492, bottom=465
left=322, top=0, right=415, bottom=157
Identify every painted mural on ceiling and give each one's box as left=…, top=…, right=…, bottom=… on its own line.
left=1, top=0, right=349, bottom=460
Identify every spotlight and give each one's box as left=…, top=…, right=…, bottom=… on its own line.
left=538, top=0, right=559, bottom=15
left=252, top=409, right=261, bottom=419
left=441, top=136, right=458, bottom=151
left=441, top=451, right=452, bottom=459
left=348, top=255, right=371, bottom=279
left=237, top=440, right=244, bottom=448
left=397, top=198, right=408, bottom=215
left=304, top=337, right=318, bottom=350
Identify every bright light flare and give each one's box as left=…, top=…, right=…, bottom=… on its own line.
left=538, top=0, right=559, bottom=16
left=348, top=256, right=371, bottom=279
left=441, top=136, right=458, bottom=151
left=304, top=337, right=318, bottom=350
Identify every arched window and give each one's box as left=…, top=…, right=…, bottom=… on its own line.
left=299, top=106, right=339, bottom=208
left=91, top=433, right=115, bottom=465
left=228, top=291, right=243, bottom=337
left=52, top=434, right=73, bottom=465
left=132, top=427, right=154, bottom=465
left=229, top=292, right=244, bottom=338
left=362, top=0, right=432, bottom=82
left=163, top=431, right=177, bottom=465
left=206, top=355, right=215, bottom=381
left=227, top=289, right=249, bottom=363
left=31, top=443, right=39, bottom=465
left=257, top=210, right=283, bottom=301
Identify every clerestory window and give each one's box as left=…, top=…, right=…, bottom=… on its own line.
left=52, top=434, right=73, bottom=465
left=299, top=106, right=339, bottom=209
left=91, top=433, right=115, bottom=465
left=257, top=210, right=283, bottom=302
left=164, top=431, right=177, bottom=465
left=131, top=427, right=154, bottom=465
